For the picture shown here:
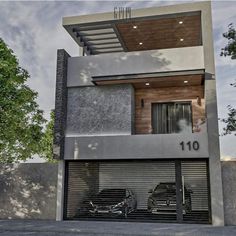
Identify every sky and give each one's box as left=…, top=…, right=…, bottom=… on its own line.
left=0, top=0, right=235, bottom=161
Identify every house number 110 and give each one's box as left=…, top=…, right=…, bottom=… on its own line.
left=180, top=141, right=200, bottom=151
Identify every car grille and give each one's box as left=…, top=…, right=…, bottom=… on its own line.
left=97, top=206, right=110, bottom=211
left=155, top=200, right=167, bottom=206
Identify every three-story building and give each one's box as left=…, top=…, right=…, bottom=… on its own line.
left=54, top=1, right=224, bottom=225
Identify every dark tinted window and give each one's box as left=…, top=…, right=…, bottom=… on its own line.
left=154, top=183, right=176, bottom=192
left=98, top=189, right=126, bottom=198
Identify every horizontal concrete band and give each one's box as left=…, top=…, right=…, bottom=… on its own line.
left=64, top=133, right=209, bottom=160
left=67, top=46, right=204, bottom=87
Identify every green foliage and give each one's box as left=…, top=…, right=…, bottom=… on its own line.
left=39, top=110, right=55, bottom=162
left=220, top=23, right=236, bottom=136
left=0, top=38, right=46, bottom=163
left=221, top=23, right=236, bottom=59
left=221, top=105, right=236, bottom=136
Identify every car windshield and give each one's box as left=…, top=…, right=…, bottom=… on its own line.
left=97, top=189, right=125, bottom=198
left=154, top=183, right=176, bottom=192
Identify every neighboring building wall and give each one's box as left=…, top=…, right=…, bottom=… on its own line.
left=135, top=85, right=205, bottom=134
left=222, top=161, right=236, bottom=226
left=0, top=163, right=57, bottom=220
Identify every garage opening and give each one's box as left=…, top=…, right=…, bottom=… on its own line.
left=64, top=159, right=210, bottom=223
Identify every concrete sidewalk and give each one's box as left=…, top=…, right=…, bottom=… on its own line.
left=0, top=220, right=236, bottom=236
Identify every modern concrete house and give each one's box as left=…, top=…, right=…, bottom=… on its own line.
left=54, top=1, right=224, bottom=225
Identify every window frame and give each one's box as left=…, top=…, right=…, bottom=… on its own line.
left=151, top=101, right=193, bottom=134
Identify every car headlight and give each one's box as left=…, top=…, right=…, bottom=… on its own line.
left=113, top=201, right=125, bottom=209
left=148, top=198, right=155, bottom=204
left=88, top=201, right=96, bottom=208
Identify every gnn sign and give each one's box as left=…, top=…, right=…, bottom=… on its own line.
left=114, top=7, right=131, bottom=20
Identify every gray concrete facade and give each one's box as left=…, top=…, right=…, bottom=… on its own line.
left=56, top=161, right=65, bottom=221
left=67, top=46, right=204, bottom=87
left=64, top=133, right=209, bottom=160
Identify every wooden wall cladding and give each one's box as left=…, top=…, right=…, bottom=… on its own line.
left=135, top=85, right=205, bottom=134
left=116, top=14, right=201, bottom=51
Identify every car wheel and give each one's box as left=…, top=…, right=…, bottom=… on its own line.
left=123, top=206, right=128, bottom=218
left=185, top=197, right=192, bottom=214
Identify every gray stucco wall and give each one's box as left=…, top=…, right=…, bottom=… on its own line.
left=0, top=163, right=57, bottom=220
left=67, top=46, right=204, bottom=87
left=66, top=84, right=134, bottom=136
left=64, top=133, right=209, bottom=160
left=222, top=161, right=236, bottom=226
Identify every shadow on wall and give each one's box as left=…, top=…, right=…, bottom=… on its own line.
left=75, top=50, right=172, bottom=85
left=0, top=163, right=58, bottom=220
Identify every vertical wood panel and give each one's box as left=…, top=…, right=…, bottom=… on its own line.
left=135, top=85, right=205, bottom=134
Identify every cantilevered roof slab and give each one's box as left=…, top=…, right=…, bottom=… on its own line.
left=62, top=1, right=210, bottom=55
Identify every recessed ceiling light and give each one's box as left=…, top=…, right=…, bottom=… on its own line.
left=139, top=42, right=143, bottom=45
left=180, top=38, right=184, bottom=42
left=179, top=21, right=183, bottom=24
left=145, top=82, right=150, bottom=86
left=133, top=25, right=137, bottom=29
left=184, top=80, right=188, bottom=83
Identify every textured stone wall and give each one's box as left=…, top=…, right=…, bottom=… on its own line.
left=0, top=163, right=57, bottom=220
left=66, top=84, right=134, bottom=136
left=54, top=49, right=70, bottom=159
left=222, top=161, right=236, bottom=225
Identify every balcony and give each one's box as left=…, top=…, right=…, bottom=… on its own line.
left=67, top=46, right=205, bottom=88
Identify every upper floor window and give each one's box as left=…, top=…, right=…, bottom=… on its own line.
left=152, top=102, right=192, bottom=134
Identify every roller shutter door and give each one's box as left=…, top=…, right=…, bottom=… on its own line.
left=64, top=159, right=210, bottom=223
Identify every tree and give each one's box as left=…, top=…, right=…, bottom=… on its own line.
left=220, top=23, right=236, bottom=136
left=221, top=105, right=236, bottom=136
left=221, top=23, right=236, bottom=60
left=0, top=38, right=46, bottom=163
left=39, top=110, right=55, bottom=162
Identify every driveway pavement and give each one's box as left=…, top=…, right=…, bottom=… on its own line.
left=0, top=220, right=236, bottom=236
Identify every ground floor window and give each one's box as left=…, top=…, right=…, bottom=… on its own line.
left=64, top=159, right=210, bottom=223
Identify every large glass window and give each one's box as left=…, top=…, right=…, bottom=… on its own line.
left=152, top=102, right=192, bottom=134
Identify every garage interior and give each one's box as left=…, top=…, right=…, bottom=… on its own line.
left=64, top=159, right=210, bottom=223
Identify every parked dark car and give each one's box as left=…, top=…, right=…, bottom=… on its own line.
left=147, top=182, right=192, bottom=214
left=79, top=188, right=137, bottom=218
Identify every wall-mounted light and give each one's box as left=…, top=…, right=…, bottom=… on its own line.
left=141, top=99, right=144, bottom=108
left=145, top=82, right=150, bottom=86
left=133, top=25, right=137, bottom=29
left=180, top=38, right=184, bottom=42
left=184, top=80, right=188, bottom=84
left=197, top=96, right=201, bottom=106
left=179, top=21, right=183, bottom=24
left=139, top=42, right=143, bottom=45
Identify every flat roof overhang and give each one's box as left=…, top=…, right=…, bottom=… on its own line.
left=62, top=1, right=208, bottom=55
left=92, top=73, right=205, bottom=89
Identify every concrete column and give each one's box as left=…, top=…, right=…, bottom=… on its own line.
left=201, top=2, right=224, bottom=226
left=205, top=75, right=224, bottom=226
left=56, top=160, right=65, bottom=221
